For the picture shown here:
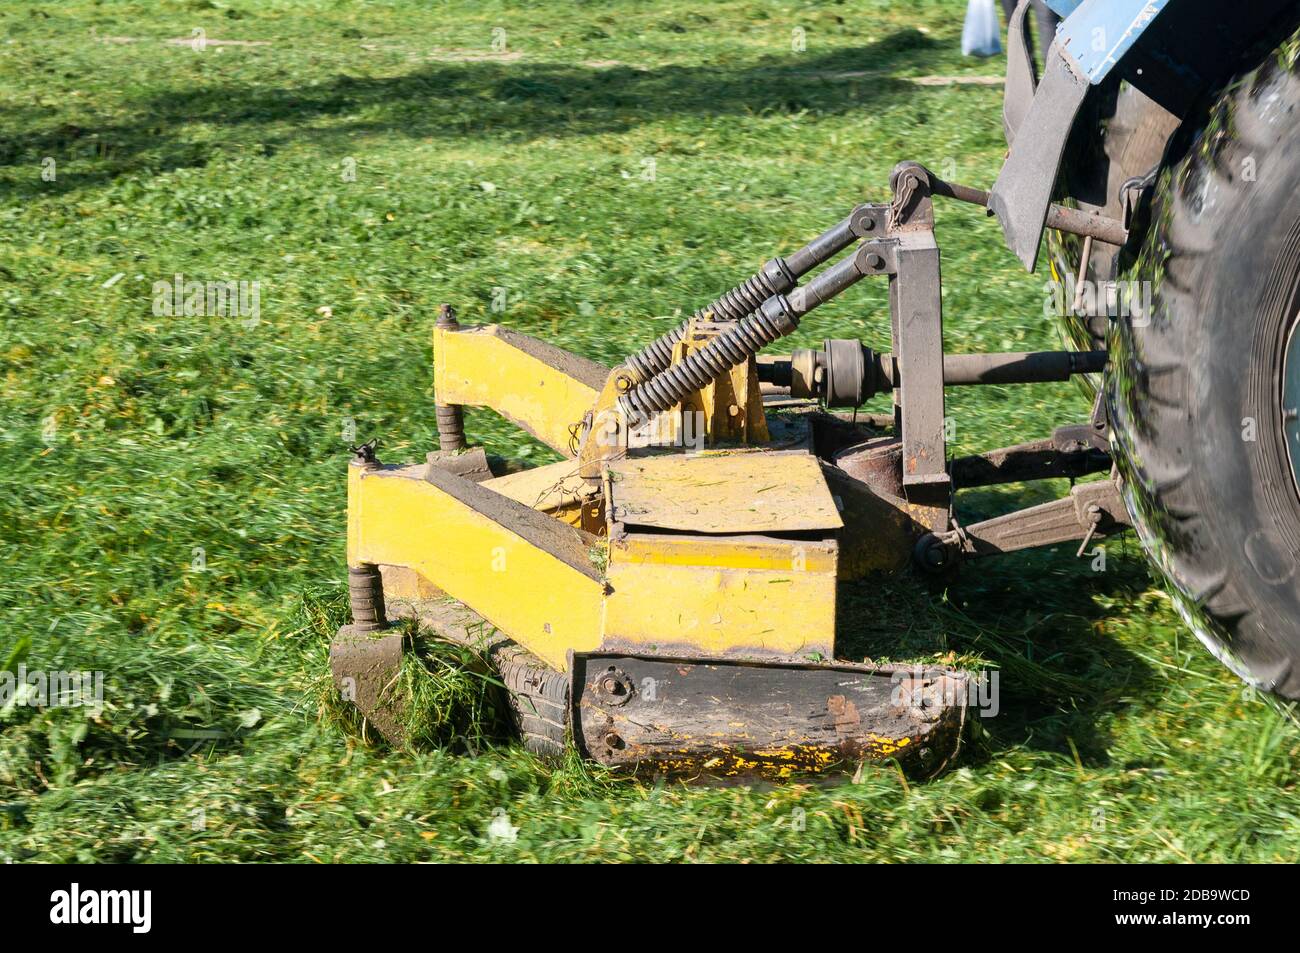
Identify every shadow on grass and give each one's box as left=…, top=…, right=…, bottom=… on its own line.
left=837, top=542, right=1160, bottom=770
left=4, top=30, right=944, bottom=195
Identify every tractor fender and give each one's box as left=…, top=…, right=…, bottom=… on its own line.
left=993, top=0, right=1299, bottom=270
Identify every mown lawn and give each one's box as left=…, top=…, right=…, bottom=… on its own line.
left=1, top=0, right=1296, bottom=862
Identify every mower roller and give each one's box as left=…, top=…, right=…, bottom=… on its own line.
left=333, top=0, right=1300, bottom=774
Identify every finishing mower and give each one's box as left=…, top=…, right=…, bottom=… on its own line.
left=332, top=0, right=1300, bottom=775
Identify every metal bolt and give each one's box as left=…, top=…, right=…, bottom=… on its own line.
left=349, top=439, right=381, bottom=470
left=436, top=303, right=459, bottom=329
left=865, top=253, right=886, bottom=271
left=912, top=533, right=956, bottom=575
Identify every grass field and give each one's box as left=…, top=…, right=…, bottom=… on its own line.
left=1, top=0, right=1297, bottom=863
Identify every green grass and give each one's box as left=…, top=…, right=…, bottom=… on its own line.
left=1, top=0, right=1297, bottom=863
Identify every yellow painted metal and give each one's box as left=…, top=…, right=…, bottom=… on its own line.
left=610, top=531, right=837, bottom=572
left=355, top=318, right=857, bottom=670
left=576, top=364, right=643, bottom=480
left=434, top=323, right=606, bottom=457
left=347, top=463, right=604, bottom=670
left=481, top=459, right=594, bottom=526
left=606, top=449, right=844, bottom=534
left=673, top=321, right=770, bottom=445
left=602, top=531, right=838, bottom=659
left=340, top=301, right=954, bottom=696
left=347, top=457, right=838, bottom=666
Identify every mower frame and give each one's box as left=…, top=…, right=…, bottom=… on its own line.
left=331, top=159, right=1131, bottom=776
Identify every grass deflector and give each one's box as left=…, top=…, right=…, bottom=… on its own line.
left=333, top=0, right=1300, bottom=776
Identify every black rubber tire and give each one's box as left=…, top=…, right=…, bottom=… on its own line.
left=1109, top=49, right=1300, bottom=698
left=495, top=646, right=568, bottom=757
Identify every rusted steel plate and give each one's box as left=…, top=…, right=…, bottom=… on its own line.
left=571, top=652, right=967, bottom=777
left=329, top=626, right=407, bottom=746
left=606, top=449, right=843, bottom=534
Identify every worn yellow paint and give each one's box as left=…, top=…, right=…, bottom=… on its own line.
left=866, top=735, right=912, bottom=757
left=606, top=449, right=844, bottom=534
left=377, top=564, right=446, bottom=602
left=348, top=462, right=834, bottom=664
left=639, top=746, right=846, bottom=778
left=656, top=736, right=911, bottom=778
left=481, top=459, right=593, bottom=525
left=672, top=320, right=770, bottom=446
left=347, top=464, right=603, bottom=670
left=603, top=530, right=837, bottom=658
left=612, top=532, right=837, bottom=573
left=434, top=324, right=601, bottom=456
left=575, top=364, right=644, bottom=480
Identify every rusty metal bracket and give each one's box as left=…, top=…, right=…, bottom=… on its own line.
left=887, top=164, right=950, bottom=497
left=569, top=651, right=968, bottom=777
left=1053, top=387, right=1111, bottom=454
left=932, top=477, right=1131, bottom=561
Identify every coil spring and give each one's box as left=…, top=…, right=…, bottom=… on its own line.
left=436, top=403, right=466, bottom=451
left=624, top=264, right=790, bottom=378
left=619, top=299, right=794, bottom=420
left=348, top=564, right=389, bottom=632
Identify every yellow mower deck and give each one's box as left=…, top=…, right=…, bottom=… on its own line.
left=330, top=165, right=1138, bottom=777
left=332, top=304, right=971, bottom=776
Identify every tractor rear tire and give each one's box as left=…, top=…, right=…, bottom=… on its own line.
left=1109, top=49, right=1300, bottom=698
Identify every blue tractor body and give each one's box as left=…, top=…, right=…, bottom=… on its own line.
left=993, top=0, right=1296, bottom=269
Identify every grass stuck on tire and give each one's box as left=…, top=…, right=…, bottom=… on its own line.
left=300, top=589, right=511, bottom=754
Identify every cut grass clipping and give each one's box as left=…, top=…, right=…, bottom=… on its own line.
left=303, top=590, right=510, bottom=754
left=392, top=633, right=510, bottom=754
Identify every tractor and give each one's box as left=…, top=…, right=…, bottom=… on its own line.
left=331, top=0, right=1300, bottom=775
